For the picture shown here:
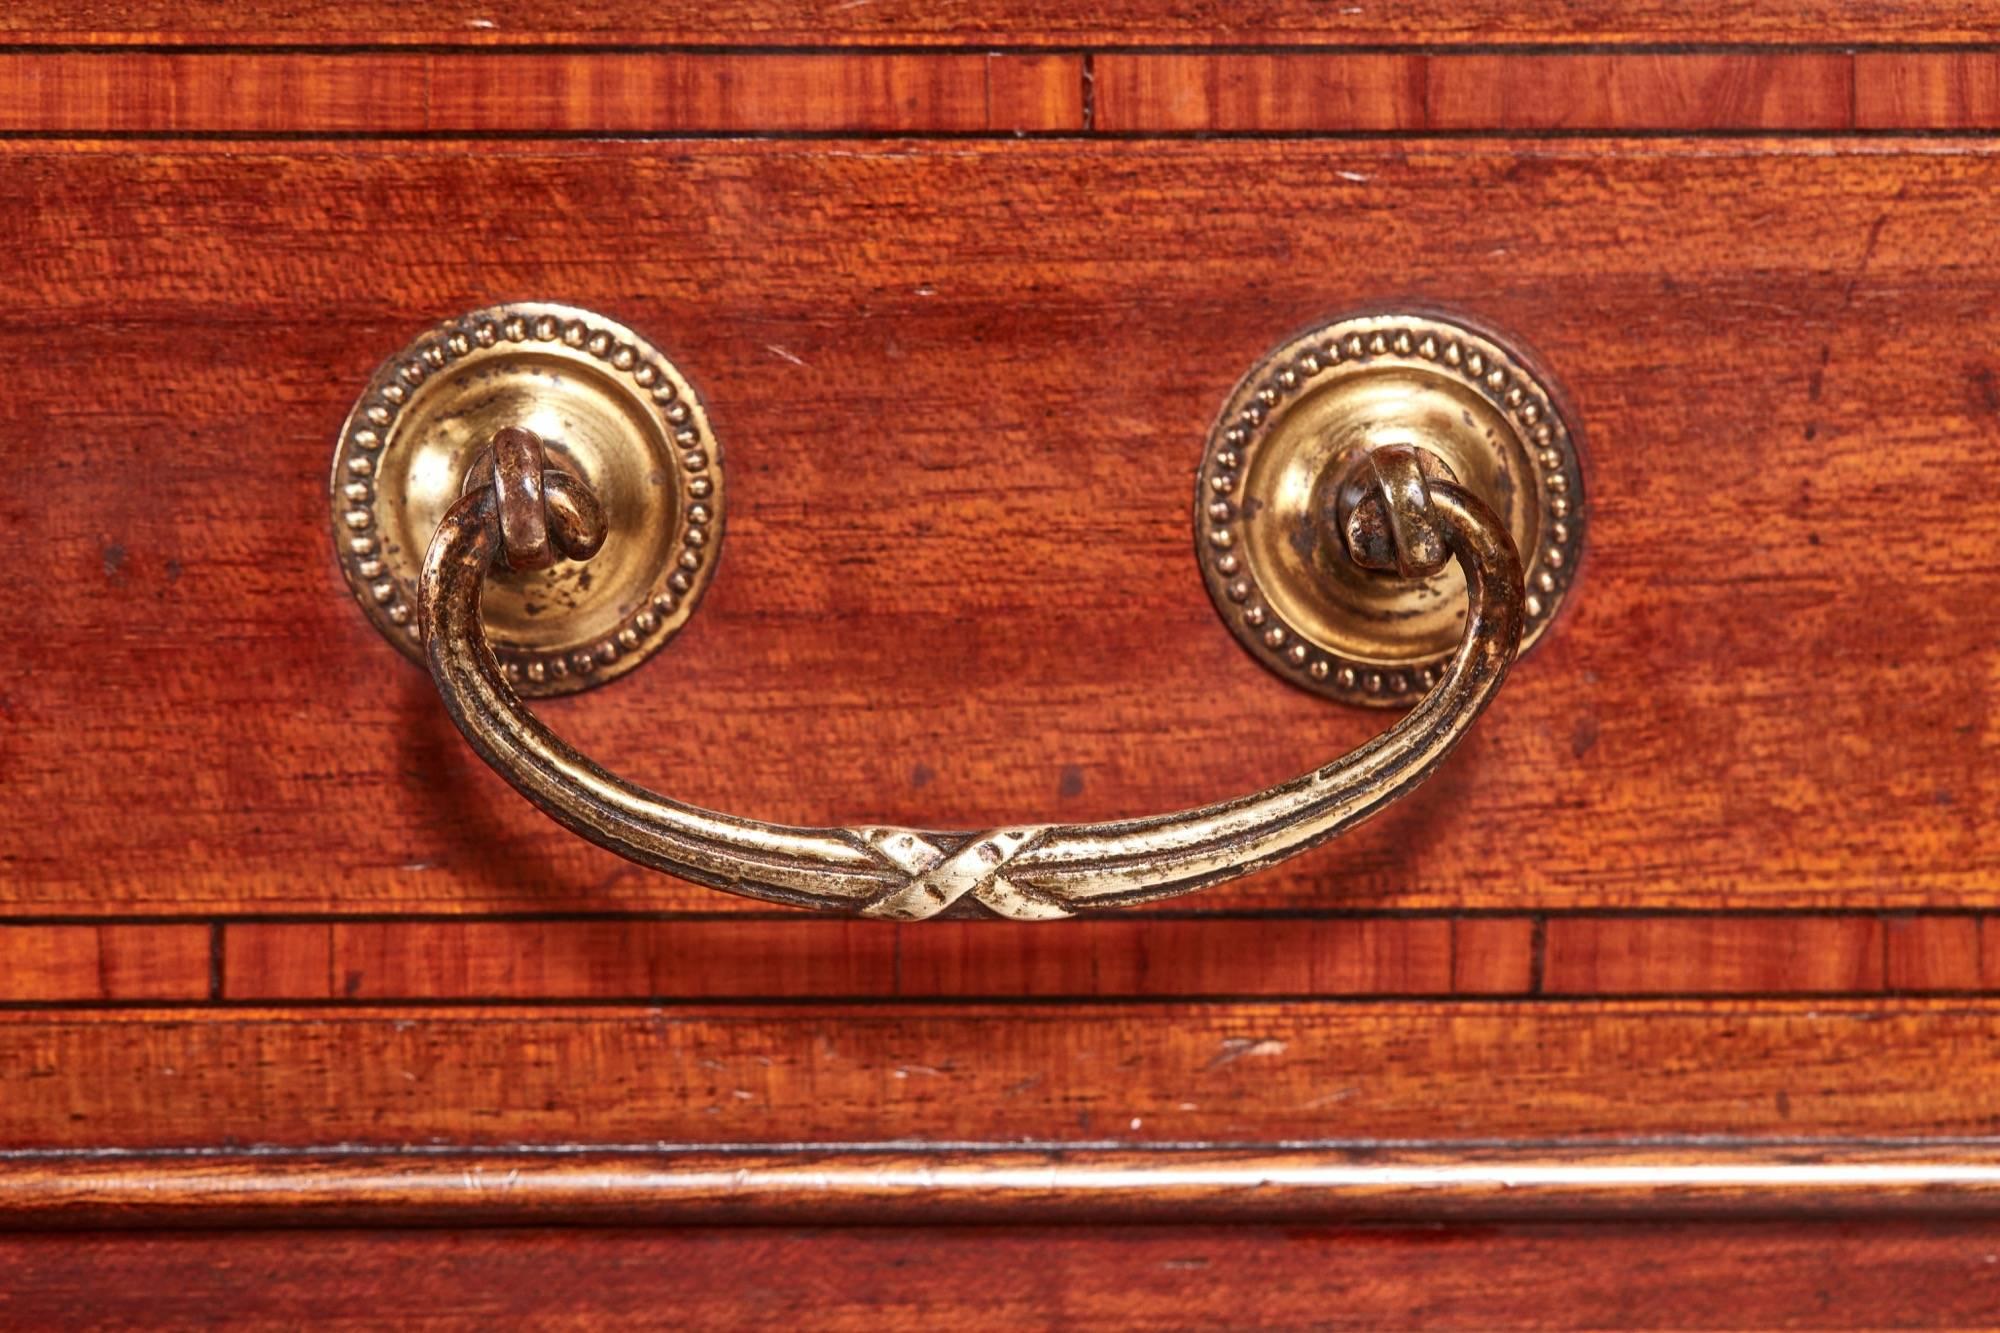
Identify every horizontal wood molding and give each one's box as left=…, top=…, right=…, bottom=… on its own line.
left=3, top=1002, right=1998, bottom=1148
left=9, top=1144, right=2000, bottom=1228
left=0, top=51, right=1994, bottom=133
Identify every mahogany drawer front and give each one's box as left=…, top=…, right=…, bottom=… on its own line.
left=6, top=129, right=1999, bottom=1154
left=5, top=22, right=2000, bottom=1323
left=6, top=138, right=1996, bottom=922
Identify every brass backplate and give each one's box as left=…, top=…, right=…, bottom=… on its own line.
left=1196, top=312, right=1584, bottom=707
left=330, top=302, right=723, bottom=696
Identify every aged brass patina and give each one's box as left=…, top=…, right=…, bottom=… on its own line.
left=331, top=309, right=1580, bottom=917
left=411, top=423, right=1526, bottom=920
left=1195, top=311, right=1585, bottom=706
left=329, top=302, right=722, bottom=696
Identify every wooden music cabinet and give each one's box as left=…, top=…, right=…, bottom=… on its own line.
left=4, top=5, right=2000, bottom=1327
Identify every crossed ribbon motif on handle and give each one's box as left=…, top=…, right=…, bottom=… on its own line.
left=855, top=827, right=1072, bottom=922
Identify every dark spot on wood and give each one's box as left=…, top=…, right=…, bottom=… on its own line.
left=1570, top=715, right=1599, bottom=759
left=1935, top=789, right=1955, bottom=807
left=910, top=763, right=934, bottom=789
left=1974, top=365, right=2000, bottom=415
left=163, top=559, right=182, bottom=583
left=101, top=543, right=127, bottom=584
left=342, top=970, right=364, bottom=997
left=1059, top=765, right=1085, bottom=798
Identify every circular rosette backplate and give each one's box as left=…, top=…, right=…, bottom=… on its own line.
left=330, top=302, right=723, bottom=696
left=1195, top=311, right=1585, bottom=707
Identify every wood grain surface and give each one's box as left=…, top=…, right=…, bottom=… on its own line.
left=2, top=1002, right=1996, bottom=1147
left=1857, top=52, right=2000, bottom=128
left=1425, top=53, right=1854, bottom=129
left=3, top=26, right=1999, bottom=1319
left=8, top=52, right=2000, bottom=132
left=0, top=52, right=1087, bottom=133
left=6, top=1222, right=1999, bottom=1330
left=8, top=1, right=2000, bottom=46
left=5, top=139, right=1996, bottom=919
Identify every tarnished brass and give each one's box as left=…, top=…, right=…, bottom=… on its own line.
left=1196, top=311, right=1584, bottom=706
left=414, top=423, right=1527, bottom=920
left=330, top=302, right=723, bottom=696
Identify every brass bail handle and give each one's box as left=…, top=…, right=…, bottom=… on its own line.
left=419, top=426, right=1526, bottom=921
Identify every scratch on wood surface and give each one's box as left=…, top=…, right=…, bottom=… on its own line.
left=1204, top=1038, right=1287, bottom=1071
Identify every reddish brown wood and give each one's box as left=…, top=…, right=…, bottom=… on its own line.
left=220, top=917, right=1465, bottom=999
left=224, top=919, right=897, bottom=999
left=8, top=1145, right=2000, bottom=1227
left=985, top=54, right=1087, bottom=132
left=1886, top=916, right=1985, bottom=991
left=1093, top=53, right=1862, bottom=132
left=423, top=53, right=1080, bottom=133
left=3, top=1002, right=1998, bottom=1149
left=0, top=28, right=1993, bottom=1333
left=211, top=914, right=2000, bottom=1001
left=1856, top=54, right=2000, bottom=129
left=894, top=916, right=1457, bottom=996
left=0, top=926, right=210, bottom=1002
left=1, top=42, right=1997, bottom=1312
left=7, top=2, right=2000, bottom=46
left=1451, top=917, right=1538, bottom=994
left=1428, top=55, right=1854, bottom=130
left=0, top=52, right=1083, bottom=133
left=5, top=1221, right=2000, bottom=1330
left=1542, top=916, right=1886, bottom=995
left=1092, top=54, right=1425, bottom=132
left=1, top=52, right=1934, bottom=135
left=4, top=140, right=1996, bottom=918
left=0, top=54, right=431, bottom=132
left=0, top=914, right=1986, bottom=1004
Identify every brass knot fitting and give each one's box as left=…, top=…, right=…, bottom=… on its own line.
left=1321, top=443, right=1461, bottom=580
left=460, top=426, right=608, bottom=572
